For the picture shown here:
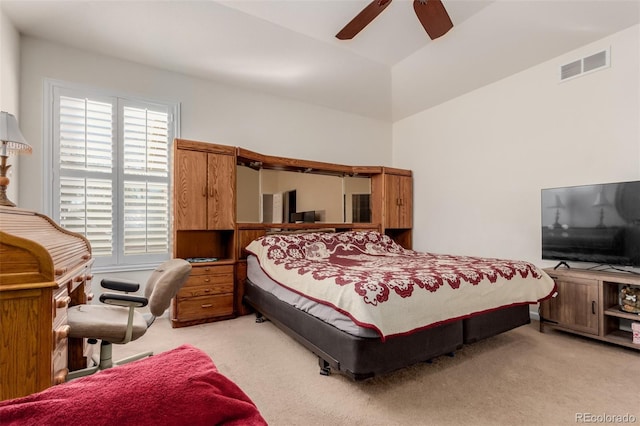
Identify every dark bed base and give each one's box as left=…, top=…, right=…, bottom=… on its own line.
left=244, top=280, right=531, bottom=380
left=462, top=304, right=531, bottom=344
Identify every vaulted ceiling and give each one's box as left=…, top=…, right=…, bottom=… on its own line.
left=3, top=0, right=639, bottom=121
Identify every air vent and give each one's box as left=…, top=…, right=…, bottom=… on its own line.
left=559, top=47, right=610, bottom=82
left=583, top=50, right=607, bottom=72
left=561, top=60, right=581, bottom=80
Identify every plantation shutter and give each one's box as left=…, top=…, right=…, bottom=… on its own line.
left=51, top=83, right=177, bottom=270
left=122, top=106, right=169, bottom=255
left=58, top=96, right=114, bottom=258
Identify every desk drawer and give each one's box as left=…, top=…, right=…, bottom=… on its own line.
left=52, top=322, right=70, bottom=349
left=175, top=294, right=234, bottom=321
left=52, top=339, right=68, bottom=385
left=53, top=290, right=70, bottom=329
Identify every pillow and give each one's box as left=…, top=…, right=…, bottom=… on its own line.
left=266, top=227, right=336, bottom=235
left=247, top=230, right=406, bottom=262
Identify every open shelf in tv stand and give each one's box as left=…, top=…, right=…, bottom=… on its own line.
left=539, top=267, right=640, bottom=351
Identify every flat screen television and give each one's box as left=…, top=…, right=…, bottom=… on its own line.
left=541, top=180, right=640, bottom=268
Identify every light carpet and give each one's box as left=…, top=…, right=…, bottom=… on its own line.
left=113, top=315, right=640, bottom=426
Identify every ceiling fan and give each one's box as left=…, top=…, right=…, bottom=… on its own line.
left=336, top=0, right=453, bottom=40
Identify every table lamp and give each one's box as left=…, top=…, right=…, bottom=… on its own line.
left=0, top=111, right=32, bottom=207
left=592, top=185, right=611, bottom=228
left=549, top=194, right=565, bottom=229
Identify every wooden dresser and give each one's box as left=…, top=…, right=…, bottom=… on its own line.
left=0, top=206, right=93, bottom=400
left=171, top=140, right=237, bottom=327
left=171, top=139, right=413, bottom=327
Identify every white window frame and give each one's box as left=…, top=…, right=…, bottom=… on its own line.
left=43, top=79, right=181, bottom=272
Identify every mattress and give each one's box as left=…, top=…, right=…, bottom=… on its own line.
left=247, top=255, right=379, bottom=338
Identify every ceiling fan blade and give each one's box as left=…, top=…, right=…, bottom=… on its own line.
left=336, top=0, right=393, bottom=40
left=413, top=0, right=453, bottom=40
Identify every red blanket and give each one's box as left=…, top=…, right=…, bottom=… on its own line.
left=0, top=344, right=267, bottom=426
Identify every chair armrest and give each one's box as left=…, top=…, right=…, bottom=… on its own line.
left=101, top=278, right=140, bottom=293
left=100, top=292, right=148, bottom=308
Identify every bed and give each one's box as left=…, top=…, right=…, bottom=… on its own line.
left=0, top=344, right=267, bottom=426
left=244, top=230, right=556, bottom=380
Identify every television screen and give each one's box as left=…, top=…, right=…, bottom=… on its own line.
left=541, top=181, right=640, bottom=267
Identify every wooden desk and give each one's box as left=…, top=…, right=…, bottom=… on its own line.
left=0, top=206, right=93, bottom=400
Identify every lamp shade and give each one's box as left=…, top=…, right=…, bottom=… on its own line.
left=549, top=194, right=565, bottom=209
left=0, top=111, right=32, bottom=155
left=593, top=187, right=611, bottom=207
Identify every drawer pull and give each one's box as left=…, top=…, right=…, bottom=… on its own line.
left=54, top=325, right=71, bottom=344
left=54, top=267, right=67, bottom=276
left=53, top=368, right=69, bottom=385
left=53, top=325, right=71, bottom=349
left=74, top=275, right=85, bottom=282
left=201, top=304, right=213, bottom=308
left=592, top=301, right=596, bottom=315
left=56, top=297, right=71, bottom=309
left=87, top=293, right=94, bottom=301
left=86, top=274, right=94, bottom=281
left=204, top=289, right=211, bottom=293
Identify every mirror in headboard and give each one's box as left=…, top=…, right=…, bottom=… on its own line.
left=237, top=165, right=261, bottom=222
left=344, top=175, right=371, bottom=223
left=235, top=148, right=375, bottom=224
left=236, top=166, right=371, bottom=223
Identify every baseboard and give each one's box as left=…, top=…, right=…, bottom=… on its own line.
left=530, top=309, right=540, bottom=321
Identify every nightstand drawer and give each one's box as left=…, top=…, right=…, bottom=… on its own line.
left=177, top=281, right=234, bottom=299
left=175, top=294, right=234, bottom=321
left=189, top=264, right=234, bottom=276
left=183, top=272, right=233, bottom=288
left=178, top=264, right=234, bottom=299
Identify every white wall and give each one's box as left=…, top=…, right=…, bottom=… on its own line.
left=17, top=36, right=392, bottom=214
left=0, top=9, right=22, bottom=205
left=393, top=25, right=640, bottom=271
left=16, top=36, right=391, bottom=294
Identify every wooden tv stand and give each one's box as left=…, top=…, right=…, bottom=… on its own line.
left=539, top=267, right=640, bottom=351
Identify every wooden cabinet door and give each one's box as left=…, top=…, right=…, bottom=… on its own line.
left=385, top=175, right=413, bottom=229
left=0, top=286, right=54, bottom=400
left=207, top=153, right=235, bottom=229
left=175, top=149, right=208, bottom=230
left=397, top=175, right=412, bottom=228
left=541, top=277, right=599, bottom=335
left=384, top=174, right=400, bottom=228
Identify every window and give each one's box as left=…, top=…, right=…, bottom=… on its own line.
left=45, top=81, right=180, bottom=271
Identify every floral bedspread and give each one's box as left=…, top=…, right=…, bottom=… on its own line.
left=245, top=231, right=556, bottom=339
